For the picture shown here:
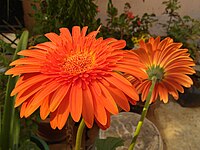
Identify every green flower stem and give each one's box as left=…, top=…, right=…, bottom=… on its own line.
left=128, top=76, right=157, bottom=150
left=75, top=118, right=85, bottom=150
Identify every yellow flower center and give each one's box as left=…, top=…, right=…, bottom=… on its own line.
left=62, top=53, right=94, bottom=75
left=146, top=65, right=164, bottom=82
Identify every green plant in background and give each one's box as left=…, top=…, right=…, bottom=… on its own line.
left=0, top=31, right=29, bottom=150
left=101, top=0, right=157, bottom=49
left=0, top=40, right=15, bottom=55
left=30, top=0, right=100, bottom=40
left=161, top=0, right=200, bottom=63
left=0, top=39, right=15, bottom=81
left=0, top=31, right=47, bottom=150
left=0, top=40, right=15, bottom=125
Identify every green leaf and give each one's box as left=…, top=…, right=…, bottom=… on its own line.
left=18, top=140, right=41, bottom=150
left=95, top=137, right=124, bottom=150
left=11, top=111, right=21, bottom=150
left=30, top=135, right=49, bottom=150
left=13, top=30, right=29, bottom=61
left=0, top=30, right=29, bottom=150
left=0, top=39, right=15, bottom=54
left=0, top=106, right=1, bottom=147
left=31, top=4, right=38, bottom=12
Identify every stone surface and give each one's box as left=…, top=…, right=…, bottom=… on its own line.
left=99, top=112, right=163, bottom=150
left=147, top=100, right=200, bottom=150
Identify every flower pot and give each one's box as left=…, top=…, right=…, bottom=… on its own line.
left=99, top=112, right=163, bottom=150
left=36, top=118, right=67, bottom=144
left=37, top=118, right=100, bottom=150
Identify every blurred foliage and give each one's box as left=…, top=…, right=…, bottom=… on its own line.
left=18, top=134, right=49, bottom=150
left=30, top=0, right=100, bottom=45
left=100, top=0, right=157, bottom=49
left=0, top=40, right=15, bottom=55
left=19, top=111, right=41, bottom=146
left=0, top=40, right=14, bottom=107
left=95, top=137, right=124, bottom=150
left=0, top=32, right=43, bottom=149
left=18, top=140, right=41, bottom=150
left=161, top=0, right=200, bottom=63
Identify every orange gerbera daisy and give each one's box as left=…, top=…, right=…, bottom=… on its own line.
left=6, top=26, right=145, bottom=130
left=130, top=37, right=195, bottom=103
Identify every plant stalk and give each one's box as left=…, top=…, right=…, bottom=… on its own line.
left=128, top=76, right=157, bottom=150
left=75, top=118, right=85, bottom=150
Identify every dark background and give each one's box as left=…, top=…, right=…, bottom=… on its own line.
left=0, top=0, right=24, bottom=32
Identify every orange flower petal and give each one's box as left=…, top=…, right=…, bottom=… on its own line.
left=91, top=80, right=102, bottom=96
left=141, top=81, right=151, bottom=101
left=109, top=40, right=126, bottom=49
left=40, top=95, right=50, bottom=120
left=107, top=86, right=130, bottom=111
left=91, top=87, right=107, bottom=125
left=20, top=101, right=28, bottom=118
left=15, top=82, right=44, bottom=107
left=168, top=73, right=193, bottom=87
left=11, top=74, right=51, bottom=96
left=49, top=84, right=71, bottom=112
left=24, top=96, right=42, bottom=117
left=104, top=75, right=139, bottom=101
left=57, top=96, right=70, bottom=130
left=5, top=65, right=41, bottom=76
left=30, top=80, right=61, bottom=107
left=97, top=82, right=119, bottom=114
left=59, top=28, right=72, bottom=43
left=81, top=26, right=88, bottom=37
left=158, top=83, right=169, bottom=103
left=72, top=26, right=81, bottom=44
left=70, top=80, right=82, bottom=122
left=95, top=110, right=110, bottom=130
left=82, top=85, right=94, bottom=128
left=45, top=33, right=62, bottom=45
left=50, top=109, right=59, bottom=129
left=10, top=58, right=44, bottom=66
left=17, top=50, right=46, bottom=59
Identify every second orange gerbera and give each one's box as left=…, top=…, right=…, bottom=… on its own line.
left=5, top=26, right=145, bottom=130
left=130, top=37, right=195, bottom=103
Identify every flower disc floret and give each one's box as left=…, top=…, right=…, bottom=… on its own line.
left=62, top=53, right=94, bottom=75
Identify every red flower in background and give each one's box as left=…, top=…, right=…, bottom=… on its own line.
left=126, top=11, right=134, bottom=19
left=137, top=20, right=141, bottom=26
left=96, top=7, right=100, bottom=12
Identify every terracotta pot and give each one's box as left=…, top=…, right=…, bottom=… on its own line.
left=36, top=118, right=100, bottom=150
left=36, top=118, right=66, bottom=144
